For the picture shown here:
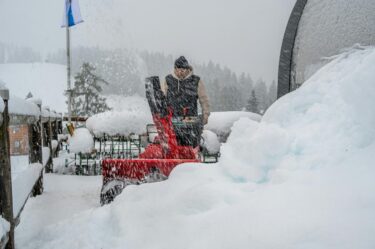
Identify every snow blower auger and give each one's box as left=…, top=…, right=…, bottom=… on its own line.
left=100, top=76, right=202, bottom=205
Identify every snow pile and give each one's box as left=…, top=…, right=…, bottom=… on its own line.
left=86, top=95, right=152, bottom=136
left=0, top=215, right=9, bottom=242
left=68, top=128, right=94, bottom=154
left=16, top=174, right=101, bottom=248
left=8, top=95, right=40, bottom=117
left=42, top=147, right=50, bottom=167
left=51, top=140, right=58, bottom=151
left=201, top=130, right=221, bottom=154
left=205, top=111, right=261, bottom=141
left=16, top=48, right=375, bottom=249
left=0, top=63, right=70, bottom=113
left=52, top=151, right=76, bottom=175
left=11, top=156, right=29, bottom=180
left=12, top=163, right=43, bottom=217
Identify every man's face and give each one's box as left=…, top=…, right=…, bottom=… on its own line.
left=174, top=68, right=189, bottom=79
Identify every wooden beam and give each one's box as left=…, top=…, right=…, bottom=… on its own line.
left=63, top=116, right=87, bottom=122
left=0, top=90, right=15, bottom=249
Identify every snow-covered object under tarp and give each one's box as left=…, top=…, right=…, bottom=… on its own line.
left=201, top=130, right=220, bottom=154
left=68, top=128, right=94, bottom=154
left=13, top=47, right=375, bottom=249
left=0, top=215, right=9, bottom=243
left=8, top=95, right=40, bottom=117
left=12, top=163, right=43, bottom=218
left=86, top=95, right=152, bottom=136
left=205, top=111, right=261, bottom=141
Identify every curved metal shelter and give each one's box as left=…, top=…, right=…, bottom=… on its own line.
left=278, top=0, right=375, bottom=98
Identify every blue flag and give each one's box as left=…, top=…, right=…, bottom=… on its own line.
left=62, top=0, right=83, bottom=27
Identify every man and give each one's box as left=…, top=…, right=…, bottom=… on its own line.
left=161, top=56, right=210, bottom=125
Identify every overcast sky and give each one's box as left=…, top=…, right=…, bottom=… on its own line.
left=0, top=0, right=296, bottom=83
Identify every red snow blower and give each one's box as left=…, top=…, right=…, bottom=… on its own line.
left=100, top=76, right=202, bottom=205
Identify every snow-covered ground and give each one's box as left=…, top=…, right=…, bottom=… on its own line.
left=0, top=63, right=70, bottom=113
left=15, top=175, right=101, bottom=249
left=0, top=215, right=9, bottom=244
left=14, top=47, right=375, bottom=248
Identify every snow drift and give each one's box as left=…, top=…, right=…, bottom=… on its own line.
left=18, top=47, right=375, bottom=249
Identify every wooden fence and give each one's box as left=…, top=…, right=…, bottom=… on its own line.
left=0, top=89, right=63, bottom=249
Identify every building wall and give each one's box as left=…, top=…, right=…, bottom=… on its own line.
left=9, top=125, right=29, bottom=155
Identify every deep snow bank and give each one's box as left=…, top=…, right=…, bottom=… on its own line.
left=21, top=47, right=375, bottom=249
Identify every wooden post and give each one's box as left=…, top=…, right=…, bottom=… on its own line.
left=0, top=89, right=15, bottom=249
left=45, top=116, right=53, bottom=173
left=32, top=102, right=43, bottom=197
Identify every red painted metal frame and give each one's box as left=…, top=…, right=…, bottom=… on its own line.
left=101, top=112, right=201, bottom=184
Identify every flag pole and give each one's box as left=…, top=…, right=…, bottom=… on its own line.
left=66, top=12, right=72, bottom=124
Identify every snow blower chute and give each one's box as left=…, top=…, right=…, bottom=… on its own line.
left=100, top=76, right=202, bottom=205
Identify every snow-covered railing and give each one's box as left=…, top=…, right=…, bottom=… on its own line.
left=0, top=88, right=64, bottom=249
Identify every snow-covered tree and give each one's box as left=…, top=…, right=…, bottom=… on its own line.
left=246, top=90, right=259, bottom=114
left=71, top=62, right=111, bottom=117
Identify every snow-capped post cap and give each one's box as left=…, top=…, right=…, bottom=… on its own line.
left=26, top=98, right=42, bottom=107
left=0, top=89, right=9, bottom=101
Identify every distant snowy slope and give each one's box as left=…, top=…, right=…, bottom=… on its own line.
left=17, top=47, right=375, bottom=249
left=0, top=63, right=69, bottom=112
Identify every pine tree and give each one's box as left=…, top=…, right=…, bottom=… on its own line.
left=25, top=92, right=33, bottom=99
left=246, top=90, right=259, bottom=114
left=267, top=80, right=277, bottom=108
left=71, top=62, right=111, bottom=117
left=254, top=79, right=268, bottom=113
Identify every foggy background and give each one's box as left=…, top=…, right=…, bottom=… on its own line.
left=0, top=0, right=296, bottom=83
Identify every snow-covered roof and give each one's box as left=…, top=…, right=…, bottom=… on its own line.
left=41, top=107, right=51, bottom=118
left=8, top=95, right=40, bottom=117
left=205, top=111, right=262, bottom=136
left=86, top=95, right=152, bottom=136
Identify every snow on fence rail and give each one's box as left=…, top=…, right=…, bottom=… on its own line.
left=0, top=88, right=64, bottom=249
